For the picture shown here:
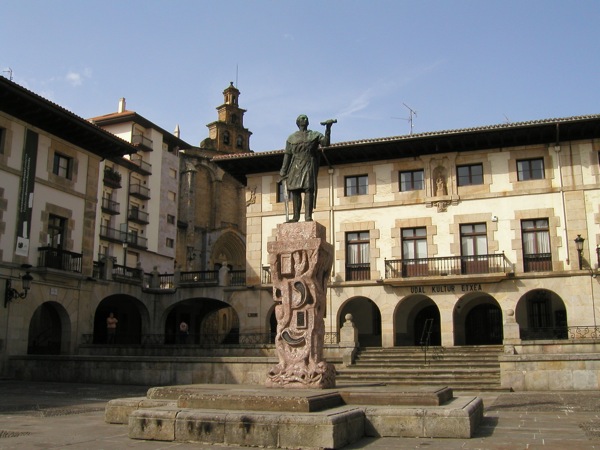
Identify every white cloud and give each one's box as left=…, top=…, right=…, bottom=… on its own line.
left=65, top=68, right=92, bottom=87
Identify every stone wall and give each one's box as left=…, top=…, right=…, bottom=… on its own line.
left=500, top=340, right=600, bottom=390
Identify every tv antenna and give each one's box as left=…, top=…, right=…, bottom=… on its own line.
left=2, top=67, right=13, bottom=81
left=392, top=103, right=417, bottom=135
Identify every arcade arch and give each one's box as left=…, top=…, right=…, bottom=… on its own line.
left=453, top=293, right=503, bottom=345
left=394, top=295, right=441, bottom=346
left=164, top=298, right=240, bottom=345
left=338, top=297, right=381, bottom=347
left=515, top=289, right=568, bottom=340
left=28, top=301, right=71, bottom=355
left=94, top=295, right=149, bottom=345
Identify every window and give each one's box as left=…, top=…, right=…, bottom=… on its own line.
left=345, top=175, right=368, bottom=196
left=168, top=191, right=176, bottom=202
left=53, top=152, right=72, bottom=179
left=222, top=131, right=230, bottom=145
left=460, top=223, right=489, bottom=274
left=401, top=227, right=427, bottom=277
left=48, top=214, right=66, bottom=248
left=399, top=170, right=424, bottom=192
left=0, top=127, right=6, bottom=154
left=167, top=214, right=175, bottom=225
left=169, top=168, right=177, bottom=179
left=231, top=114, right=238, bottom=124
left=346, top=231, right=370, bottom=281
left=166, top=237, right=174, bottom=248
left=457, top=164, right=483, bottom=186
left=517, top=158, right=544, bottom=181
left=276, top=181, right=285, bottom=203
left=236, top=135, right=244, bottom=149
left=522, top=219, right=551, bottom=272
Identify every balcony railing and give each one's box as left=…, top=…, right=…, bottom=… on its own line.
left=129, top=183, right=151, bottom=200
left=179, top=270, right=219, bottom=284
left=385, top=253, right=512, bottom=279
left=103, top=168, right=122, bottom=188
left=38, top=247, right=82, bottom=273
left=346, top=263, right=370, bottom=281
left=101, top=197, right=120, bottom=215
left=131, top=134, right=153, bottom=151
left=113, top=263, right=143, bottom=280
left=125, top=233, right=148, bottom=249
left=99, top=225, right=125, bottom=243
left=129, top=155, right=152, bottom=174
left=128, top=208, right=149, bottom=224
left=229, top=270, right=246, bottom=286
left=523, top=253, right=552, bottom=272
left=81, top=331, right=339, bottom=346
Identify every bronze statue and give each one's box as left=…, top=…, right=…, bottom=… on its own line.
left=279, top=115, right=335, bottom=222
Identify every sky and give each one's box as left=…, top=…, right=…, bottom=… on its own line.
left=2, top=0, right=600, bottom=152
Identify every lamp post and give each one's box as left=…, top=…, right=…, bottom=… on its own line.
left=575, top=235, right=585, bottom=270
left=4, top=270, right=33, bottom=308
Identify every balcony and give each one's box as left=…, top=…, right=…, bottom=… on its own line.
left=103, top=167, right=122, bottom=188
left=99, top=225, right=125, bottom=243
left=38, top=247, right=82, bottom=273
left=125, top=232, right=148, bottom=250
left=131, top=133, right=153, bottom=152
left=385, top=253, right=512, bottom=284
left=130, top=155, right=152, bottom=175
left=128, top=208, right=149, bottom=224
left=101, top=198, right=120, bottom=215
left=129, top=183, right=151, bottom=200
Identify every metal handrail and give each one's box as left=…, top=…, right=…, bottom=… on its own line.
left=385, top=253, right=512, bottom=278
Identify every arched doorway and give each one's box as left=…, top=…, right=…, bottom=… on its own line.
left=394, top=295, right=441, bottom=346
left=94, top=295, right=147, bottom=344
left=515, top=289, right=568, bottom=340
left=165, top=298, right=240, bottom=345
left=28, top=301, right=71, bottom=354
left=454, top=294, right=503, bottom=345
left=339, top=297, right=381, bottom=347
left=465, top=304, right=503, bottom=345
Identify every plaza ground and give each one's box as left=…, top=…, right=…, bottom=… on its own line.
left=0, top=380, right=599, bottom=449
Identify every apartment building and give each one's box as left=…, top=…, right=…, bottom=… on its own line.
left=90, top=99, right=191, bottom=274
left=0, top=77, right=135, bottom=371
left=215, top=114, right=600, bottom=353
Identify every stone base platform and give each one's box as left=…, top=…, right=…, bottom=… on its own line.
left=105, top=384, right=483, bottom=449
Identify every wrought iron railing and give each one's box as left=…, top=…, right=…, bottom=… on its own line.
left=229, top=270, right=245, bottom=286
left=82, top=332, right=339, bottom=346
left=38, top=247, right=82, bottom=273
left=523, top=253, right=552, bottom=272
left=128, top=208, right=149, bottom=223
left=129, top=182, right=151, bottom=199
left=346, top=263, right=370, bottom=281
left=519, top=326, right=600, bottom=340
left=385, top=253, right=512, bottom=278
left=179, top=270, right=219, bottom=284
left=130, top=154, right=152, bottom=173
left=131, top=134, right=153, bottom=151
left=101, top=197, right=120, bottom=214
left=113, top=264, right=142, bottom=280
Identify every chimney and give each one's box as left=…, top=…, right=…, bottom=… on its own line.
left=118, top=98, right=126, bottom=113
left=174, top=124, right=180, bottom=138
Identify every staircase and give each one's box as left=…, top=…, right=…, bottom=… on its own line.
left=336, top=345, right=505, bottom=391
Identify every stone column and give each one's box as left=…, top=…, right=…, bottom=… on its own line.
left=266, top=221, right=336, bottom=389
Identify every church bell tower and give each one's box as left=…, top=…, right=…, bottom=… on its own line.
left=206, top=82, right=252, bottom=153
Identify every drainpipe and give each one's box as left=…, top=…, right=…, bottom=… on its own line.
left=328, top=167, right=335, bottom=333
left=554, top=124, right=570, bottom=265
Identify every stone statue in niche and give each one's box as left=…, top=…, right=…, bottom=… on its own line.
left=266, top=221, right=335, bottom=388
left=433, top=166, right=447, bottom=196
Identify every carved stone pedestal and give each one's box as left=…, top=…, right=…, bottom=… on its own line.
left=266, top=221, right=336, bottom=389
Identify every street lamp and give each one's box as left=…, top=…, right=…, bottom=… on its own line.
left=4, top=269, right=33, bottom=308
left=575, top=235, right=585, bottom=270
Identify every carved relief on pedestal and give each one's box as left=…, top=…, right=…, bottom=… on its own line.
left=266, top=221, right=336, bottom=389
